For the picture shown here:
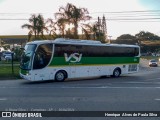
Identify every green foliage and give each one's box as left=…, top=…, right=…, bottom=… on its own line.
left=135, top=31, right=160, bottom=41
left=22, top=14, right=49, bottom=41
left=13, top=48, right=22, bottom=61
left=21, top=3, right=92, bottom=40
left=141, top=45, right=160, bottom=53
left=116, top=31, right=160, bottom=53
left=115, top=34, right=138, bottom=45
left=112, top=39, right=138, bottom=45
left=60, top=3, right=91, bottom=38
left=117, top=34, right=136, bottom=40
left=117, top=31, right=160, bottom=42
left=141, top=56, right=159, bottom=60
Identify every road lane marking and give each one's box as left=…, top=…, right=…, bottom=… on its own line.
left=0, top=98, right=7, bottom=101
left=60, top=86, right=160, bottom=89
left=155, top=99, right=160, bottom=101
left=145, top=78, right=160, bottom=81
left=113, top=81, right=160, bottom=84
left=0, top=86, right=160, bottom=89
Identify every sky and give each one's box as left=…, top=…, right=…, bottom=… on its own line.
left=0, top=0, right=159, bottom=39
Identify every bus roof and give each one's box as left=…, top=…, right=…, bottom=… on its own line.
left=27, top=38, right=139, bottom=48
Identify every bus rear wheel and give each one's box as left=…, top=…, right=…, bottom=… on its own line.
left=112, top=68, right=121, bottom=77
left=55, top=71, right=66, bottom=82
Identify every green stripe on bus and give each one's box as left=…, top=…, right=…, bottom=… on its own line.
left=49, top=57, right=140, bottom=66
left=48, top=63, right=138, bottom=67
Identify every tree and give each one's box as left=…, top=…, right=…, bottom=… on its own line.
left=22, top=14, right=38, bottom=39
left=70, top=4, right=91, bottom=38
left=115, top=34, right=138, bottom=45
left=135, top=31, right=160, bottom=41
left=36, top=14, right=49, bottom=38
left=55, top=3, right=73, bottom=38
left=117, top=34, right=136, bottom=40
left=27, top=31, right=33, bottom=42
left=81, top=22, right=99, bottom=40
left=56, top=18, right=68, bottom=38
left=22, top=14, right=48, bottom=40
left=91, top=22, right=99, bottom=40
left=46, top=18, right=57, bottom=39
left=81, top=26, right=91, bottom=40
left=55, top=3, right=91, bottom=39
left=0, top=39, right=5, bottom=47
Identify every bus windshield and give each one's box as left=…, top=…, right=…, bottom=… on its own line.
left=20, top=44, right=37, bottom=70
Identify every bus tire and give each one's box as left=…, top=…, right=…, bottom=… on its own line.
left=55, top=71, right=66, bottom=82
left=112, top=68, right=121, bottom=77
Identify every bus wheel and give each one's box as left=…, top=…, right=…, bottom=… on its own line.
left=55, top=71, right=66, bottom=82
left=112, top=68, right=121, bottom=77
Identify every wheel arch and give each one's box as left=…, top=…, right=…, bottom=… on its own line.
left=112, top=67, right=121, bottom=77
left=55, top=70, right=68, bottom=79
left=114, top=67, right=121, bottom=74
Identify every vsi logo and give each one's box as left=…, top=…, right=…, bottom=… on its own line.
left=64, top=53, right=82, bottom=63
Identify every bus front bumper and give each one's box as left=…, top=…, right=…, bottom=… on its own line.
left=20, top=73, right=32, bottom=81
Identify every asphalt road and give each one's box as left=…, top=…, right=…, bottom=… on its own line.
left=0, top=67, right=160, bottom=120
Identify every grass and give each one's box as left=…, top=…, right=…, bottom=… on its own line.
left=0, top=35, right=28, bottom=39
left=0, top=60, right=19, bottom=64
left=0, top=65, right=21, bottom=80
left=141, top=56, right=159, bottom=60
left=141, top=40, right=160, bottom=46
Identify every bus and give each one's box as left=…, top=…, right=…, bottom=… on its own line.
left=20, top=38, right=140, bottom=82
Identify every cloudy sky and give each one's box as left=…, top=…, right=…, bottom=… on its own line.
left=0, top=0, right=159, bottom=39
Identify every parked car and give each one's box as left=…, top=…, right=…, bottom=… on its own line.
left=4, top=55, right=12, bottom=60
left=2, top=51, right=14, bottom=60
left=149, top=59, right=158, bottom=67
left=2, top=51, right=12, bottom=57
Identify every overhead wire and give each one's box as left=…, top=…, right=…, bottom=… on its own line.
left=0, top=10, right=159, bottom=22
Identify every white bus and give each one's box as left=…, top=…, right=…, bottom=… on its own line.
left=20, top=38, right=140, bottom=81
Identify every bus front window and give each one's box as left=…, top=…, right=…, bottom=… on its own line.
left=20, top=44, right=37, bottom=70
left=33, top=44, right=53, bottom=69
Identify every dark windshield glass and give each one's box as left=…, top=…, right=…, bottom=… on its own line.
left=20, top=44, right=37, bottom=70
left=33, top=44, right=53, bottom=69
left=150, top=59, right=157, bottom=62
